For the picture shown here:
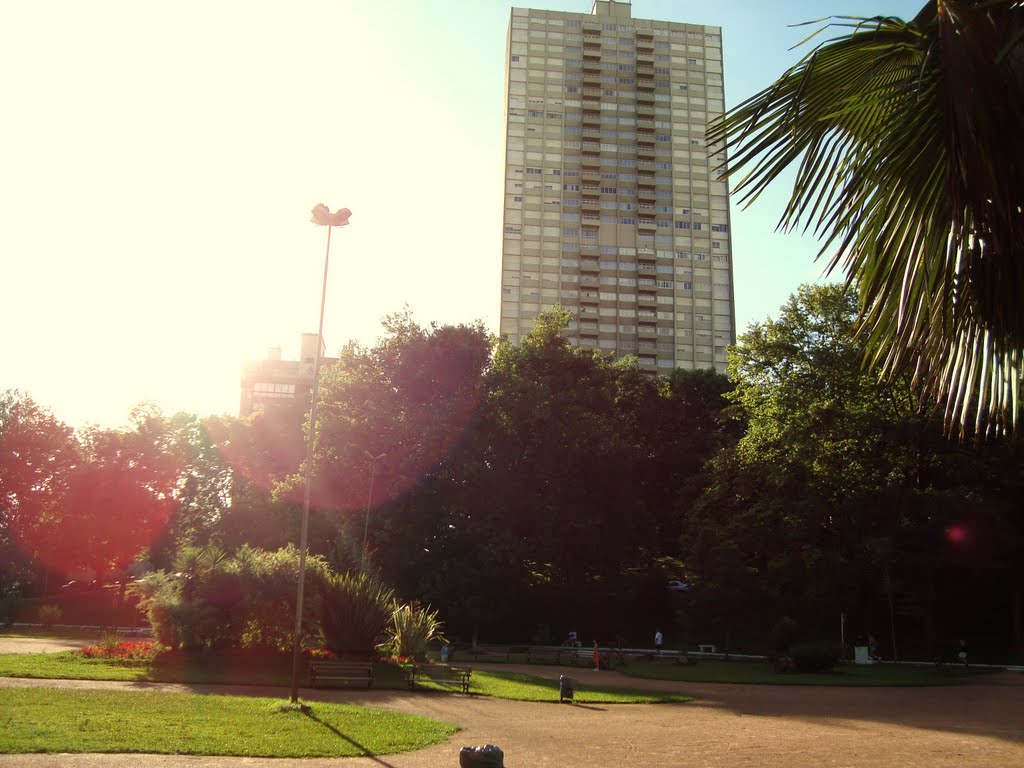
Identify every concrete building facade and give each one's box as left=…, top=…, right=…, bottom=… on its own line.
left=239, top=333, right=336, bottom=418
left=499, top=0, right=736, bottom=373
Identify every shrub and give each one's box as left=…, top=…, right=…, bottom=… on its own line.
left=129, top=571, right=183, bottom=647
left=768, top=616, right=799, bottom=655
left=0, top=583, right=22, bottom=625
left=130, top=545, right=333, bottom=652
left=789, top=642, right=841, bottom=673
left=381, top=602, right=446, bottom=661
left=235, top=544, right=330, bottom=650
left=37, top=603, right=62, bottom=627
left=320, top=573, right=395, bottom=656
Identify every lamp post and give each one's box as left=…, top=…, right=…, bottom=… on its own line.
left=289, top=203, right=351, bottom=705
left=360, top=450, right=386, bottom=574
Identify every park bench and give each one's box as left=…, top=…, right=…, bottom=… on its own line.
left=407, top=663, right=472, bottom=694
left=526, top=646, right=564, bottom=665
left=309, top=660, right=374, bottom=688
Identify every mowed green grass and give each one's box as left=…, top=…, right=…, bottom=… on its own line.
left=621, top=659, right=982, bottom=686
left=0, top=687, right=457, bottom=757
left=0, top=651, right=160, bottom=682
left=0, top=652, right=692, bottom=702
left=468, top=669, right=692, bottom=703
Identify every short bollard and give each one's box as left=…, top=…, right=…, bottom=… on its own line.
left=459, top=744, right=504, bottom=768
left=559, top=674, right=574, bottom=703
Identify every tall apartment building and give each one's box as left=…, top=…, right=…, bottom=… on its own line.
left=499, top=0, right=735, bottom=373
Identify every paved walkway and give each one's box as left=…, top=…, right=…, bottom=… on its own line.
left=1, top=641, right=1022, bottom=767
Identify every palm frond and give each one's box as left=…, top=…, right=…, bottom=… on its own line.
left=709, top=0, right=1024, bottom=438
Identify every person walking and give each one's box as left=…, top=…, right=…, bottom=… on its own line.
left=592, top=640, right=600, bottom=671
left=654, top=630, right=663, bottom=654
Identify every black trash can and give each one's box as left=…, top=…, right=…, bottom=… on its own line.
left=459, top=744, right=504, bottom=768
left=559, top=674, right=574, bottom=703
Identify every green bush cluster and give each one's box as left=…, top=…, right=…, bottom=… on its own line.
left=788, top=643, right=841, bottom=673
left=130, top=545, right=331, bottom=651
left=130, top=545, right=444, bottom=658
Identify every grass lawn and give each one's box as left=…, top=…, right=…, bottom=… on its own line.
left=0, top=648, right=411, bottom=688
left=0, top=687, right=456, bottom=757
left=468, top=669, right=692, bottom=703
left=0, top=651, right=690, bottom=703
left=620, top=659, right=985, bottom=686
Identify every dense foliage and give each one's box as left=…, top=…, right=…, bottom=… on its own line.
left=3, top=289, right=1023, bottom=662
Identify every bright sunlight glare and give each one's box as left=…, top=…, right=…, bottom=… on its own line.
left=0, top=1, right=923, bottom=429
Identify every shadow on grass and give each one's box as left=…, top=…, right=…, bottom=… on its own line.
left=300, top=708, right=398, bottom=768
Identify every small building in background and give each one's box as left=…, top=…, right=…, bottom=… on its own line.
left=239, top=333, right=337, bottom=418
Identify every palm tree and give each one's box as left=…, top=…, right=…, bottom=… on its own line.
left=708, top=0, right=1023, bottom=438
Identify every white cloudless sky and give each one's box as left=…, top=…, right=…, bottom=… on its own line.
left=1, top=0, right=922, bottom=428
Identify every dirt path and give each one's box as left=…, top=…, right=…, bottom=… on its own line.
left=1, top=643, right=1021, bottom=767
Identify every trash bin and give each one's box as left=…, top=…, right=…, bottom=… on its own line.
left=459, top=744, right=504, bottom=768
left=559, top=674, right=574, bottom=703
left=854, top=646, right=871, bottom=665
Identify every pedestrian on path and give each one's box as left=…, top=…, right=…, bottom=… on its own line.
left=593, top=640, right=600, bottom=671
left=655, top=630, right=663, bottom=654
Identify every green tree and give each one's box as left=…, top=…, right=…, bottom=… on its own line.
left=285, top=313, right=492, bottom=563
left=687, top=283, right=1024, bottom=657
left=125, top=405, right=233, bottom=568
left=204, top=403, right=307, bottom=554
left=60, top=426, right=178, bottom=581
left=0, top=391, right=77, bottom=591
left=708, top=1, right=1024, bottom=436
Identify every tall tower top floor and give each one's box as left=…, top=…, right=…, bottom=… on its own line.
left=592, top=0, right=631, bottom=18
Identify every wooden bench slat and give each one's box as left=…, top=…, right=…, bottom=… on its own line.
left=309, top=660, right=374, bottom=688
left=407, top=663, right=472, bottom=694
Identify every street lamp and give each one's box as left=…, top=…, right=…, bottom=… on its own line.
left=289, top=203, right=351, bottom=705
left=360, top=450, right=386, bottom=574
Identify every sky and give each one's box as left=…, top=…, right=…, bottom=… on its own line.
left=1, top=0, right=923, bottom=429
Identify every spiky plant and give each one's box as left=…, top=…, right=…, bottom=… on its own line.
left=708, top=1, right=1024, bottom=438
left=319, top=572, right=395, bottom=656
left=381, top=602, right=446, bottom=661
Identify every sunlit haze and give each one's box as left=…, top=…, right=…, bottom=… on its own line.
left=1, top=0, right=921, bottom=429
